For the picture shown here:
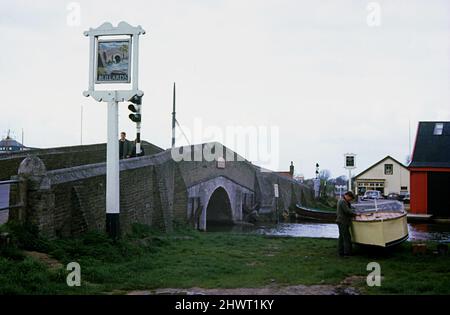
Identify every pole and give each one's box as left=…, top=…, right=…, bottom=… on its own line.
left=348, top=169, right=352, bottom=192
left=408, top=120, right=411, bottom=161
left=275, top=196, right=279, bottom=224
left=136, top=97, right=141, bottom=155
left=171, top=82, right=176, bottom=148
left=106, top=100, right=120, bottom=240
left=80, top=105, right=83, bottom=145
left=136, top=121, right=141, bottom=155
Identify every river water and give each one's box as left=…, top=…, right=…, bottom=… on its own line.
left=208, top=222, right=450, bottom=243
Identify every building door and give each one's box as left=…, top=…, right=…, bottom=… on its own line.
left=427, top=172, right=450, bottom=217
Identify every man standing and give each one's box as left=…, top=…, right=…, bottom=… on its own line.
left=119, top=132, right=132, bottom=159
left=336, top=191, right=357, bottom=257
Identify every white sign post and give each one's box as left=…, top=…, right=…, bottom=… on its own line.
left=274, top=184, right=279, bottom=224
left=83, top=22, right=145, bottom=239
left=344, top=153, right=356, bottom=193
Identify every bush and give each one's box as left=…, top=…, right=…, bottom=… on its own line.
left=0, top=222, right=51, bottom=254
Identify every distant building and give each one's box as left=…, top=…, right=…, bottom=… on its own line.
left=409, top=121, right=450, bottom=217
left=354, top=156, right=410, bottom=197
left=0, top=133, right=28, bottom=154
left=276, top=161, right=294, bottom=179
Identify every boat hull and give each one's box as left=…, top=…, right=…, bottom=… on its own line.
left=293, top=205, right=336, bottom=222
left=351, top=213, right=409, bottom=247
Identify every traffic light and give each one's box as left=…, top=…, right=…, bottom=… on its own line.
left=128, top=95, right=142, bottom=123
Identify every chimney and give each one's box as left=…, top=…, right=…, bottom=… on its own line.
left=289, top=161, right=294, bottom=177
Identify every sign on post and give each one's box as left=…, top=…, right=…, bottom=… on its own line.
left=274, top=184, right=279, bottom=198
left=344, top=153, right=356, bottom=169
left=83, top=22, right=145, bottom=240
left=344, top=153, right=356, bottom=192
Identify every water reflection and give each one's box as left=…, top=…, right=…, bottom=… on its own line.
left=256, top=223, right=338, bottom=239
left=207, top=222, right=450, bottom=242
left=407, top=223, right=450, bottom=242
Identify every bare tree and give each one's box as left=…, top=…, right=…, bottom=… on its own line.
left=319, top=169, right=331, bottom=181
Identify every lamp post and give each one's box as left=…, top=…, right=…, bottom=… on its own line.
left=313, top=163, right=320, bottom=199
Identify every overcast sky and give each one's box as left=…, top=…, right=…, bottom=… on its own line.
left=1, top=0, right=449, bottom=178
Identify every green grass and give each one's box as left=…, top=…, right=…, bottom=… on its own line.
left=0, top=223, right=449, bottom=294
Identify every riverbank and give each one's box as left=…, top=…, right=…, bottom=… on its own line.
left=0, top=223, right=449, bottom=295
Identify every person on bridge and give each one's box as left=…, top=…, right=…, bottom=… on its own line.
left=119, top=132, right=133, bottom=159
left=336, top=191, right=357, bottom=257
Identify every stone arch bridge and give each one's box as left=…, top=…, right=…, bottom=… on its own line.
left=1, top=142, right=314, bottom=238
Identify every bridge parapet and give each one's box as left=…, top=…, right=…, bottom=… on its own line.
left=5, top=142, right=314, bottom=238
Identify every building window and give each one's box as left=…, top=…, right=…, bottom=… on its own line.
left=434, top=123, right=444, bottom=135
left=384, top=164, right=393, bottom=175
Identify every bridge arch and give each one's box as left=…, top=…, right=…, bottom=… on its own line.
left=187, top=176, right=254, bottom=231
left=205, top=186, right=233, bottom=227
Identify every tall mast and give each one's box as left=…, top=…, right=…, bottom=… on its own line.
left=171, top=82, right=176, bottom=148
left=81, top=105, right=84, bottom=145
left=408, top=120, right=411, bottom=157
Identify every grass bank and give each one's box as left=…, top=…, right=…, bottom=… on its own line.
left=0, top=223, right=449, bottom=294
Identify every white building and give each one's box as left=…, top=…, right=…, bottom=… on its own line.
left=354, top=156, right=410, bottom=197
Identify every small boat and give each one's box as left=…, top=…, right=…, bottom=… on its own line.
left=293, top=205, right=336, bottom=222
left=294, top=203, right=409, bottom=247
left=351, top=210, right=409, bottom=247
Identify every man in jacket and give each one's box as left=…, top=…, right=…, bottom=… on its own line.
left=336, top=191, right=357, bottom=257
left=119, top=132, right=133, bottom=159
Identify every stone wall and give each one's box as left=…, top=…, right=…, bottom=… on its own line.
left=0, top=141, right=164, bottom=181
left=9, top=151, right=187, bottom=239
left=7, top=142, right=314, bottom=238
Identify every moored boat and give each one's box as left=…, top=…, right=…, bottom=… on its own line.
left=351, top=210, right=409, bottom=247
left=293, top=205, right=336, bottom=222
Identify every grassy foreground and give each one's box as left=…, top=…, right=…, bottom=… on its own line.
left=0, top=223, right=449, bottom=295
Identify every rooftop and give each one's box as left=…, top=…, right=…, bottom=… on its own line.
left=409, top=121, right=450, bottom=168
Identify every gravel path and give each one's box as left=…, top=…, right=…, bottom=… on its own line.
left=127, top=277, right=364, bottom=295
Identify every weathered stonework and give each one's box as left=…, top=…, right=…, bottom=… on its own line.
left=7, top=142, right=313, bottom=238
left=0, top=141, right=164, bottom=181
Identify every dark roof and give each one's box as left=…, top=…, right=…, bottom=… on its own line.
left=0, top=137, right=24, bottom=149
left=409, top=121, right=450, bottom=168
left=354, top=155, right=408, bottom=179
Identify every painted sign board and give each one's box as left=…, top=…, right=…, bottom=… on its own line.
left=96, top=39, right=131, bottom=83
left=346, top=156, right=355, bottom=168
left=344, top=153, right=356, bottom=169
